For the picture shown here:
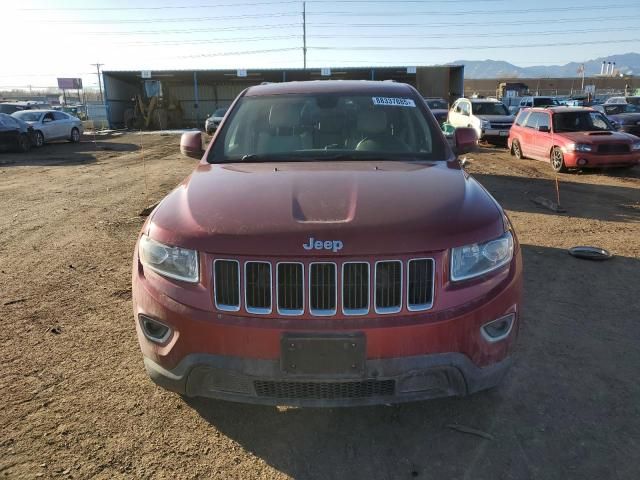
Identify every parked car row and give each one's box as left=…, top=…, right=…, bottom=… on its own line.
left=0, top=109, right=84, bottom=153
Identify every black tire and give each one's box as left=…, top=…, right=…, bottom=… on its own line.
left=511, top=140, right=524, bottom=159
left=70, top=127, right=81, bottom=143
left=550, top=146, right=567, bottom=173
left=34, top=131, right=44, bottom=148
left=16, top=133, right=31, bottom=153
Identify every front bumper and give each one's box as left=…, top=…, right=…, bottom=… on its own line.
left=481, top=128, right=511, bottom=141
left=563, top=150, right=640, bottom=168
left=144, top=351, right=513, bottom=407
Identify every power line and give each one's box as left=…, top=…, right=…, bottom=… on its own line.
left=122, top=35, right=300, bottom=46
left=14, top=0, right=510, bottom=10
left=177, top=47, right=300, bottom=59
left=309, top=38, right=640, bottom=51
left=44, top=13, right=299, bottom=24
left=80, top=23, right=302, bottom=35
left=306, top=26, right=639, bottom=39
left=306, top=4, right=637, bottom=15
left=309, top=16, right=640, bottom=27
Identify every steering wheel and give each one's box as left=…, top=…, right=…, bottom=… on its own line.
left=355, top=135, right=410, bottom=152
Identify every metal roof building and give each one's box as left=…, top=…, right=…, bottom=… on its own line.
left=102, top=65, right=464, bottom=129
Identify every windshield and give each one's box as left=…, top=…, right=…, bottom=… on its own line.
left=621, top=104, right=640, bottom=113
left=213, top=108, right=227, bottom=117
left=533, top=97, right=560, bottom=107
left=626, top=97, right=640, bottom=106
left=472, top=102, right=509, bottom=116
left=425, top=99, right=448, bottom=110
left=12, top=111, right=41, bottom=122
left=553, top=111, right=613, bottom=132
left=209, top=93, right=445, bottom=163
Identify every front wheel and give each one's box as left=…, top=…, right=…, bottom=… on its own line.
left=512, top=140, right=524, bottom=159
left=17, top=133, right=31, bottom=153
left=70, top=127, right=80, bottom=143
left=34, top=131, right=44, bottom=148
left=550, top=147, right=567, bottom=173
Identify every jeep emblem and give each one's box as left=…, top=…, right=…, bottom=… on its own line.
left=303, top=237, right=343, bottom=253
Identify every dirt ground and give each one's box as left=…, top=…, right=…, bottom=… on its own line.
left=1, top=133, right=639, bottom=480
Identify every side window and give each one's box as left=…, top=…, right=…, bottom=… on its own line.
left=44, top=112, right=55, bottom=122
left=590, top=113, right=608, bottom=130
left=53, top=112, right=67, bottom=121
left=461, top=102, right=470, bottom=115
left=525, top=112, right=539, bottom=128
left=538, top=113, right=550, bottom=130
left=515, top=111, right=529, bottom=126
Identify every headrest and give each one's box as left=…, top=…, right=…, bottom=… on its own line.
left=318, top=110, right=345, bottom=133
left=357, top=110, right=387, bottom=134
left=269, top=103, right=300, bottom=128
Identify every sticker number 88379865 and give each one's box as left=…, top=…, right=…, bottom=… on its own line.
left=372, top=97, right=416, bottom=107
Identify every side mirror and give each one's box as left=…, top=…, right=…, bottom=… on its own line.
left=537, top=125, right=550, bottom=133
left=453, top=127, right=478, bottom=155
left=180, top=131, right=204, bottom=159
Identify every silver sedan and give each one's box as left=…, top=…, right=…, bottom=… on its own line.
left=12, top=109, right=83, bottom=147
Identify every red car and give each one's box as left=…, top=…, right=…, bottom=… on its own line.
left=508, top=107, right=640, bottom=172
left=132, top=81, right=523, bottom=406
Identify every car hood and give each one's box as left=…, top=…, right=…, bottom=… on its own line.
left=476, top=115, right=514, bottom=123
left=556, top=131, right=637, bottom=143
left=148, top=161, right=504, bottom=256
left=608, top=113, right=640, bottom=124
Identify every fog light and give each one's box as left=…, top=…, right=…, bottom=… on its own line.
left=481, top=313, right=515, bottom=342
left=577, top=158, right=588, bottom=166
left=139, top=315, right=172, bottom=343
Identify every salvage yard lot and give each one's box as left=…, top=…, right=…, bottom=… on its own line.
left=1, top=133, right=639, bottom=480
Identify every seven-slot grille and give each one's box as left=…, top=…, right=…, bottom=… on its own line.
left=213, top=258, right=434, bottom=316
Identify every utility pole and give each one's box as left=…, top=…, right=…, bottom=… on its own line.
left=302, top=1, right=307, bottom=69
left=91, top=63, right=104, bottom=104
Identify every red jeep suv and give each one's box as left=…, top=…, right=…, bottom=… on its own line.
left=508, top=107, right=640, bottom=172
left=132, top=81, right=523, bottom=406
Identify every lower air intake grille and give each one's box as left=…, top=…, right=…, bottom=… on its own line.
left=254, top=379, right=395, bottom=399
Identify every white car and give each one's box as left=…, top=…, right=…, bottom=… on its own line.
left=448, top=98, right=514, bottom=143
left=11, top=109, right=83, bottom=147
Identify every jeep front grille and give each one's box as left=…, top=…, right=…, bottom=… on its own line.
left=342, top=262, right=369, bottom=315
left=407, top=259, right=435, bottom=311
left=213, top=257, right=434, bottom=316
left=375, top=261, right=403, bottom=314
left=309, top=263, right=337, bottom=316
left=277, top=263, right=304, bottom=315
left=213, top=260, right=240, bottom=311
left=245, top=262, right=272, bottom=314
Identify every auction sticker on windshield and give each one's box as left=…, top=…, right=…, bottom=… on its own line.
left=372, top=97, right=416, bottom=107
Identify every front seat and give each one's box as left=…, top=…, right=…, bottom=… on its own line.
left=354, top=109, right=409, bottom=153
left=257, top=103, right=311, bottom=154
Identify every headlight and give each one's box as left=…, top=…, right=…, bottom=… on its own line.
left=567, top=143, right=593, bottom=152
left=139, top=235, right=199, bottom=283
left=450, top=231, right=514, bottom=282
left=480, top=120, right=491, bottom=129
left=632, top=142, right=640, bottom=151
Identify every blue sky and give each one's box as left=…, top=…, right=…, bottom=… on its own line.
left=2, top=0, right=639, bottom=89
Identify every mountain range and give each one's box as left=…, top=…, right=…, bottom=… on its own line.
left=451, top=53, right=639, bottom=79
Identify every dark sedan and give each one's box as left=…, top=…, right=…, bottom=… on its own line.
left=0, top=113, right=34, bottom=153
left=423, top=97, right=449, bottom=125
left=593, top=104, right=640, bottom=137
